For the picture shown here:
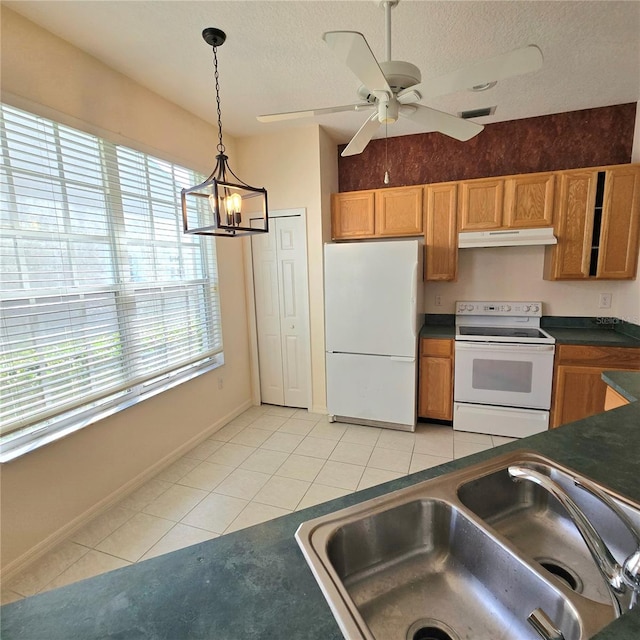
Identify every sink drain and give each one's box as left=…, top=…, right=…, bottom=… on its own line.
left=407, top=619, right=459, bottom=640
left=536, top=557, right=583, bottom=593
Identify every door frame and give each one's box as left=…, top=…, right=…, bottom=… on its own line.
left=243, top=208, right=312, bottom=408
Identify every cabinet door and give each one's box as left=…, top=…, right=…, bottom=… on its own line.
left=551, top=365, right=609, bottom=427
left=424, top=183, right=457, bottom=281
left=331, top=191, right=376, bottom=239
left=419, top=356, right=453, bottom=420
left=458, top=179, right=504, bottom=231
left=419, top=339, right=453, bottom=420
left=597, top=166, right=640, bottom=279
left=546, top=170, right=597, bottom=280
left=504, top=173, right=555, bottom=228
left=375, top=186, right=423, bottom=236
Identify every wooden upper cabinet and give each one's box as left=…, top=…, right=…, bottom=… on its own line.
left=458, top=178, right=504, bottom=231
left=546, top=170, right=596, bottom=279
left=544, top=164, right=640, bottom=281
left=331, top=164, right=638, bottom=281
left=460, top=174, right=554, bottom=232
left=375, top=186, right=423, bottom=236
left=331, top=191, right=376, bottom=240
left=597, top=166, right=640, bottom=279
left=424, top=182, right=457, bottom=281
left=504, top=173, right=555, bottom=228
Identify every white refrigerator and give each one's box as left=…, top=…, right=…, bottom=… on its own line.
left=324, top=240, right=423, bottom=432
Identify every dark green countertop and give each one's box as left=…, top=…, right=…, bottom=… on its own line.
left=603, top=370, right=640, bottom=402
left=419, top=324, right=455, bottom=339
left=419, top=315, right=640, bottom=347
left=420, top=314, right=456, bottom=339
left=542, top=317, right=640, bottom=347
left=544, top=327, right=640, bottom=347
left=3, top=375, right=640, bottom=640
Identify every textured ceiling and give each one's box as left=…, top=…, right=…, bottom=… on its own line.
left=5, top=1, right=640, bottom=145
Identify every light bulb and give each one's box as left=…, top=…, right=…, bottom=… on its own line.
left=384, top=171, right=390, bottom=185
left=225, top=192, right=242, bottom=225
left=226, top=192, right=242, bottom=214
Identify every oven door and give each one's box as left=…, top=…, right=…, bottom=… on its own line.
left=454, top=341, right=555, bottom=410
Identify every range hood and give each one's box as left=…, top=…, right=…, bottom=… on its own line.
left=459, top=227, right=557, bottom=248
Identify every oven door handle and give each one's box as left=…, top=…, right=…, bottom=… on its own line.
left=455, top=342, right=555, bottom=354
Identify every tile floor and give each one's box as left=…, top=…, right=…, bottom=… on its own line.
left=1, top=405, right=515, bottom=605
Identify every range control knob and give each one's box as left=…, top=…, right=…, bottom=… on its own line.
left=522, top=305, right=531, bottom=312
left=503, top=305, right=512, bottom=312
left=531, top=304, right=540, bottom=313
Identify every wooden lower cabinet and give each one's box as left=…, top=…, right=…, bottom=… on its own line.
left=550, top=344, right=639, bottom=428
left=418, top=338, right=453, bottom=421
left=604, top=386, right=630, bottom=411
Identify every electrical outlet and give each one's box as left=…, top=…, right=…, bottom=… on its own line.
left=598, top=293, right=612, bottom=309
left=434, top=295, right=442, bottom=307
left=217, top=377, right=224, bottom=390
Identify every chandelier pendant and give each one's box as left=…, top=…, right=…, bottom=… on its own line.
left=181, top=28, right=269, bottom=237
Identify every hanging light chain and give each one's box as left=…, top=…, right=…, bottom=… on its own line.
left=212, top=45, right=225, bottom=155
left=384, top=105, right=390, bottom=185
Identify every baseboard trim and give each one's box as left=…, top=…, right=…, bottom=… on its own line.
left=1, top=399, right=253, bottom=582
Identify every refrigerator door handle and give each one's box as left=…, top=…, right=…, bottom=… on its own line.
left=411, top=263, right=418, bottom=338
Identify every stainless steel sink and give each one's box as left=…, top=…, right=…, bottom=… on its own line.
left=296, top=450, right=640, bottom=640
left=457, top=458, right=640, bottom=609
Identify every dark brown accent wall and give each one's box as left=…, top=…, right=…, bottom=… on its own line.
left=338, top=103, right=636, bottom=192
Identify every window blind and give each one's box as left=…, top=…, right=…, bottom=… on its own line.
left=0, top=104, right=223, bottom=450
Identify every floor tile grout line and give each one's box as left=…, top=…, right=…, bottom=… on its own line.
left=36, top=543, right=135, bottom=597
left=12, top=409, right=504, bottom=599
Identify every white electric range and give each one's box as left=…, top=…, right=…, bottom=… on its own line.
left=453, top=301, right=556, bottom=438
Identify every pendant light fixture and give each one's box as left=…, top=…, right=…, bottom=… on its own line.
left=181, top=28, right=269, bottom=237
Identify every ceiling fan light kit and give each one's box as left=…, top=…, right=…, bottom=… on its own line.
left=181, top=28, right=269, bottom=238
left=256, top=0, right=544, bottom=158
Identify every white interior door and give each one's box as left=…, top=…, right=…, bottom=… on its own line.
left=251, top=212, right=310, bottom=408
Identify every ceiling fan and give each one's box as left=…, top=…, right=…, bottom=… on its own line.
left=257, top=0, right=543, bottom=157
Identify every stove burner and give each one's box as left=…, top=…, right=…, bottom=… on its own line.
left=458, top=326, right=546, bottom=339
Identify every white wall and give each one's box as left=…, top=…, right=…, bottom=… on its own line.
left=425, top=245, right=640, bottom=318
left=234, top=126, right=338, bottom=414
left=0, top=9, right=253, bottom=574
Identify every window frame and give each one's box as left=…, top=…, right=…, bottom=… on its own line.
left=0, top=104, right=224, bottom=462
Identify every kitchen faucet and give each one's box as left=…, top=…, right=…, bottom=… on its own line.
left=509, top=465, right=640, bottom=618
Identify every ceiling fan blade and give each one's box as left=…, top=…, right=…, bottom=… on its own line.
left=323, top=31, right=391, bottom=94
left=257, top=103, right=373, bottom=123
left=402, top=105, right=483, bottom=142
left=398, top=45, right=543, bottom=102
left=341, top=113, right=381, bottom=157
